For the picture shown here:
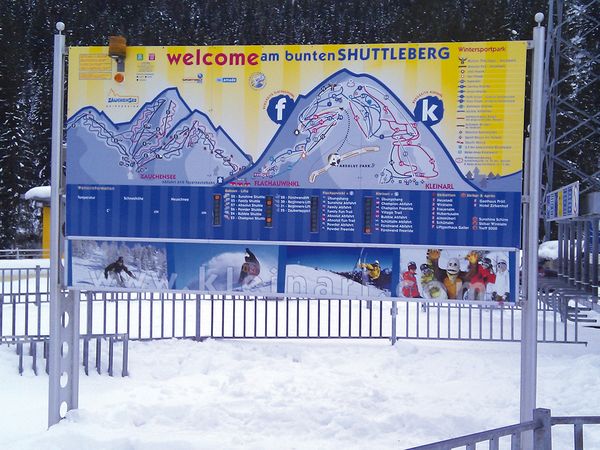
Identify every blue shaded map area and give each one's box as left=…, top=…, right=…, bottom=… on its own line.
left=232, top=70, right=479, bottom=192
left=67, top=88, right=252, bottom=185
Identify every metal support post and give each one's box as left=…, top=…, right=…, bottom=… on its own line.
left=50, top=290, right=80, bottom=419
left=522, top=137, right=531, bottom=295
left=86, top=292, right=93, bottom=335
left=520, top=13, right=546, bottom=450
left=557, top=222, right=564, bottom=277
left=390, top=300, right=398, bottom=345
left=592, top=218, right=599, bottom=296
left=576, top=221, right=583, bottom=285
left=569, top=222, right=575, bottom=283
left=49, top=22, right=80, bottom=427
left=532, top=408, right=552, bottom=450
left=582, top=220, right=590, bottom=289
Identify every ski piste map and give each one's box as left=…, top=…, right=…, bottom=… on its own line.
left=67, top=42, right=526, bottom=300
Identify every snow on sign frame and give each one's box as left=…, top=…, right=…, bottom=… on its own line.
left=66, top=42, right=526, bottom=301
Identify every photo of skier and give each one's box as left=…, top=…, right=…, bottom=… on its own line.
left=104, top=256, right=136, bottom=287
left=70, top=240, right=168, bottom=289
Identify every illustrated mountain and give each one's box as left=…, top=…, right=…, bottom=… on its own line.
left=66, top=88, right=252, bottom=186
left=66, top=72, right=519, bottom=191
left=231, top=69, right=477, bottom=191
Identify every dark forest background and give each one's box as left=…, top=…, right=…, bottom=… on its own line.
left=0, top=0, right=596, bottom=247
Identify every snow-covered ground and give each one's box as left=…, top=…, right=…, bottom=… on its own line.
left=1, top=321, right=599, bottom=449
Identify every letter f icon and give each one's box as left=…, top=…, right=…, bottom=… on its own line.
left=275, top=97, right=287, bottom=121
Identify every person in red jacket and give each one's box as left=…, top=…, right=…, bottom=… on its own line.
left=401, top=261, right=420, bottom=298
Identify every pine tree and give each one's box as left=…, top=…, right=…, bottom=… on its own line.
left=0, top=0, right=35, bottom=247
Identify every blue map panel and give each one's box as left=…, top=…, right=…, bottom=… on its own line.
left=68, top=185, right=521, bottom=248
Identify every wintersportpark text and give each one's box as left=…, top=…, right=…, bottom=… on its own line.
left=166, top=46, right=451, bottom=66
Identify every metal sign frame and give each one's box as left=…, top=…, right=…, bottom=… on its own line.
left=48, top=19, right=547, bottom=449
left=48, top=22, right=81, bottom=426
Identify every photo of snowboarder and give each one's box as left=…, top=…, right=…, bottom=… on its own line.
left=359, top=260, right=381, bottom=285
left=285, top=246, right=393, bottom=298
left=70, top=240, right=168, bottom=289
left=239, top=248, right=261, bottom=286
left=168, top=243, right=278, bottom=293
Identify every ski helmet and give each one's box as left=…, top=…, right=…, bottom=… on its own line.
left=482, top=257, right=492, bottom=269
left=374, top=260, right=379, bottom=266
left=408, top=261, right=417, bottom=270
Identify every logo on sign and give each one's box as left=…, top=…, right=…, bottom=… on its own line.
left=414, top=96, right=444, bottom=126
left=106, top=89, right=139, bottom=105
left=267, top=94, right=294, bottom=124
left=249, top=72, right=266, bottom=90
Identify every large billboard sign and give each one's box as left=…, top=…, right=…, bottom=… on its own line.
left=66, top=42, right=526, bottom=300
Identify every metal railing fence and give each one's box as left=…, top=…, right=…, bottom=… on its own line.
left=1, top=333, right=128, bottom=377
left=0, top=263, right=589, bottom=344
left=557, top=217, right=599, bottom=305
left=406, top=408, right=600, bottom=450
left=77, top=293, right=585, bottom=344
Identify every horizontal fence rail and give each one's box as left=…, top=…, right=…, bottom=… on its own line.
left=0, top=249, right=46, bottom=259
left=407, top=408, right=600, bottom=450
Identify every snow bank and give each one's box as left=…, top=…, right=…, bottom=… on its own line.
left=538, top=240, right=559, bottom=260
left=23, top=186, right=51, bottom=202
